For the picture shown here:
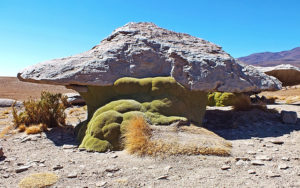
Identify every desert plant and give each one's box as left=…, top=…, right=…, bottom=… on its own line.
left=232, top=94, right=252, bottom=111
left=25, top=124, right=47, bottom=134
left=12, top=91, right=68, bottom=128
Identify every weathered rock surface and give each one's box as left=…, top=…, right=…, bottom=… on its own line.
left=0, top=146, right=3, bottom=158
left=255, top=64, right=300, bottom=86
left=63, top=93, right=85, bottom=105
left=281, top=110, right=298, bottom=124
left=18, top=22, right=281, bottom=93
left=0, top=98, right=22, bottom=107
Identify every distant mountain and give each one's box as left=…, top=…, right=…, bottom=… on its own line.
left=238, top=47, right=300, bottom=68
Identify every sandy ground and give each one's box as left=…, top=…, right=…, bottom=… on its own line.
left=0, top=77, right=299, bottom=187
left=0, top=77, right=74, bottom=101
left=0, top=103, right=299, bottom=188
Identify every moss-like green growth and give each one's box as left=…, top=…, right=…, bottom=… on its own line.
left=78, top=77, right=208, bottom=152
left=207, top=92, right=237, bottom=107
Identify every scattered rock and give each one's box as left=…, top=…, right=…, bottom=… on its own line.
left=247, top=151, right=256, bottom=155
left=0, top=146, right=4, bottom=158
left=235, top=157, right=250, bottom=161
left=15, top=165, right=31, bottom=173
left=273, top=148, right=279, bottom=151
left=53, top=165, right=63, bottom=170
left=111, top=154, right=118, bottom=158
left=236, top=160, right=247, bottom=166
left=278, top=164, right=289, bottom=170
left=157, top=175, right=169, bottom=180
left=105, top=166, right=120, bottom=173
left=0, top=98, right=22, bottom=107
left=267, top=171, right=281, bottom=178
left=64, top=93, right=85, bottom=105
left=282, top=157, right=290, bottom=161
left=96, top=181, right=107, bottom=187
left=164, top=166, right=172, bottom=171
left=17, top=162, right=25, bottom=166
left=3, top=173, right=10, bottom=178
left=256, top=155, right=272, bottom=161
left=62, top=144, right=77, bottom=149
left=39, top=164, right=46, bottom=167
left=251, top=160, right=264, bottom=166
left=20, top=137, right=31, bottom=143
left=248, top=169, right=256, bottom=174
left=67, top=172, right=78, bottom=178
left=270, top=140, right=284, bottom=145
left=221, top=165, right=231, bottom=170
left=281, top=110, right=298, bottom=124
left=147, top=165, right=155, bottom=169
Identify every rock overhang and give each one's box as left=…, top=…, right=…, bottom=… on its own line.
left=17, top=22, right=282, bottom=93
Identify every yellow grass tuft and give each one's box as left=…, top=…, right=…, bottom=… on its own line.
left=124, top=117, right=231, bottom=157
left=18, top=124, right=26, bottom=132
left=25, top=124, right=47, bottom=135
left=19, top=172, right=58, bottom=188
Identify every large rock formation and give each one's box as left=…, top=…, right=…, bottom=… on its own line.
left=254, top=64, right=300, bottom=86
left=17, top=22, right=282, bottom=152
left=18, top=22, right=281, bottom=93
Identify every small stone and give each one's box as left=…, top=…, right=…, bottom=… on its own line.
left=257, top=149, right=263, bottom=152
left=111, top=154, right=118, bottom=158
left=67, top=172, right=77, bottom=178
left=247, top=151, right=256, bottom=155
left=96, top=181, right=107, bottom=187
left=105, top=166, right=120, bottom=173
left=251, top=160, right=264, bottom=166
left=106, top=173, right=113, bottom=177
left=270, top=140, right=284, bottom=145
left=3, top=173, right=10, bottom=178
left=264, top=144, right=273, bottom=148
left=63, top=144, right=77, bottom=149
left=157, top=175, right=169, bottom=180
left=0, top=146, right=3, bottom=158
left=267, top=171, right=281, bottom=178
left=20, top=137, right=31, bottom=143
left=281, top=110, right=297, bottom=124
left=256, top=155, right=272, bottom=161
left=278, top=164, right=289, bottom=170
left=39, top=164, right=46, bottom=167
left=248, top=169, right=256, bottom=174
left=221, top=165, right=231, bottom=170
left=164, top=166, right=172, bottom=171
left=247, top=143, right=254, bottom=146
left=273, top=148, right=279, bottom=151
left=235, top=157, right=250, bottom=161
left=148, top=165, right=155, bottom=169
left=15, top=165, right=30, bottom=173
left=282, top=157, right=290, bottom=161
left=236, top=160, right=246, bottom=166
left=78, top=148, right=86, bottom=151
left=53, top=165, right=63, bottom=170
left=17, top=162, right=25, bottom=166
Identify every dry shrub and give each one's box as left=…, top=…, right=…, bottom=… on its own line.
left=19, top=172, right=58, bottom=188
left=25, top=124, right=47, bottom=135
left=124, top=117, right=231, bottom=157
left=18, top=124, right=26, bottom=132
left=12, top=91, right=68, bottom=129
left=233, top=94, right=252, bottom=111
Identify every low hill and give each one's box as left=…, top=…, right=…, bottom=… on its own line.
left=238, top=47, right=300, bottom=68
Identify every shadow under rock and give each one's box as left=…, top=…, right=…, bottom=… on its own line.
left=44, top=126, right=78, bottom=147
left=203, top=108, right=300, bottom=140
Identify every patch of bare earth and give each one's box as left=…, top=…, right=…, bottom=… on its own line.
left=0, top=84, right=299, bottom=187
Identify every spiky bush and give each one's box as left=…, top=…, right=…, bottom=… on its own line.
left=12, top=91, right=68, bottom=128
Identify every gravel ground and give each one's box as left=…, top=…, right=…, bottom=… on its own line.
left=0, top=104, right=300, bottom=188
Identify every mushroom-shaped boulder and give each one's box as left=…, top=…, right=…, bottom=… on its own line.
left=254, top=64, right=300, bottom=86
left=18, top=22, right=282, bottom=152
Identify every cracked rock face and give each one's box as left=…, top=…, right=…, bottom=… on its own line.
left=18, top=22, right=281, bottom=92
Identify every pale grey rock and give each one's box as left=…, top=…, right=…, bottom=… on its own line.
left=53, top=164, right=63, bottom=170
left=254, top=64, right=300, bottom=86
left=251, top=160, right=264, bottom=166
left=62, top=144, right=77, bottom=149
left=67, top=172, right=77, bottom=178
left=278, top=164, right=289, bottom=170
left=235, top=157, right=250, bottom=161
left=18, top=22, right=281, bottom=93
left=248, top=169, right=256, bottom=174
left=105, top=166, right=120, bottom=173
left=267, top=171, right=281, bottom=178
left=281, top=157, right=290, bottom=161
left=0, top=98, right=22, bottom=107
left=221, top=165, right=231, bottom=170
left=247, top=150, right=256, bottom=155
left=281, top=110, right=298, bottom=124
left=157, top=175, right=169, bottom=180
left=255, top=155, right=272, bottom=161
left=96, top=181, right=107, bottom=187
left=63, top=93, right=85, bottom=105
left=270, top=140, right=284, bottom=145
left=15, top=165, right=31, bottom=173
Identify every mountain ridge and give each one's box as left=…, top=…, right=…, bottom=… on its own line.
left=238, top=47, right=300, bottom=68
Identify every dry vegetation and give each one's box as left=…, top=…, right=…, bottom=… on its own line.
left=18, top=173, right=58, bottom=188
left=12, top=91, right=68, bottom=129
left=124, top=117, right=231, bottom=157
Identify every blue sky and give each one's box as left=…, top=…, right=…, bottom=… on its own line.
left=0, top=0, right=299, bottom=76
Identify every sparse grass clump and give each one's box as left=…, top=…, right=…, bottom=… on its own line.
left=19, top=172, right=58, bottom=188
left=124, top=117, right=231, bottom=157
left=12, top=91, right=68, bottom=129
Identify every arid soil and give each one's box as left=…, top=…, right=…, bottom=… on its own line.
left=0, top=77, right=74, bottom=101
left=0, top=78, right=299, bottom=188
